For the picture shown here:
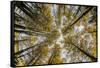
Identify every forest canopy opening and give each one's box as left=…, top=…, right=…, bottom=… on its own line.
left=11, top=1, right=97, bottom=67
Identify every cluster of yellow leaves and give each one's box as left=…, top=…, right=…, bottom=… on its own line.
left=41, top=45, right=49, bottom=56
left=51, top=55, right=62, bottom=64
left=40, top=4, right=53, bottom=32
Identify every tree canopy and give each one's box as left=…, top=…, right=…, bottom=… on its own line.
left=11, top=1, right=97, bottom=66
